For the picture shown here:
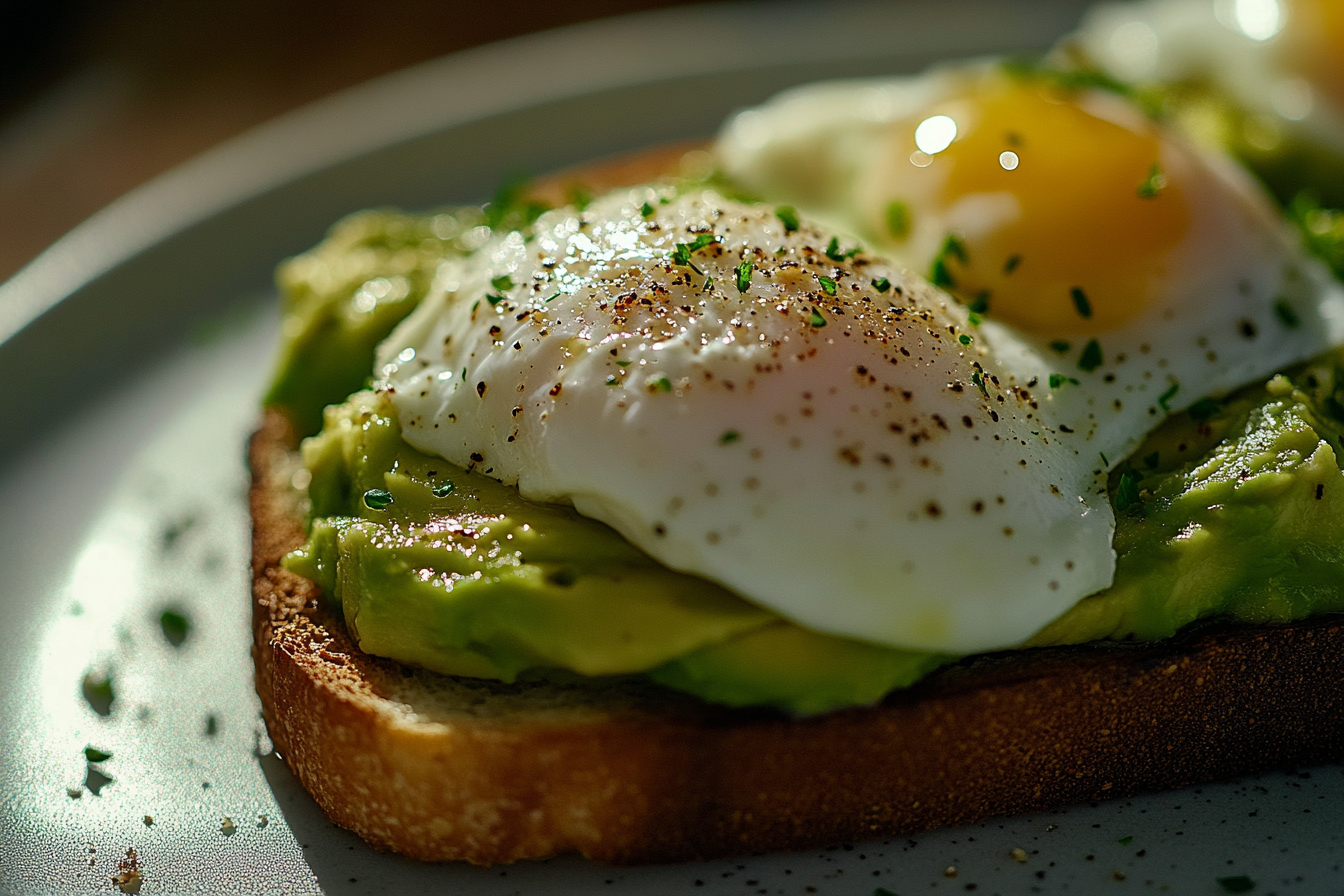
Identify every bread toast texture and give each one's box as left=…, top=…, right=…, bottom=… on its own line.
left=250, top=408, right=1344, bottom=864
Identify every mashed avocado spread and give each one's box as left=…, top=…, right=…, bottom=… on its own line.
left=272, top=208, right=1344, bottom=715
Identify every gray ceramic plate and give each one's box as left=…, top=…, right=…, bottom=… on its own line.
left=2, top=1, right=1342, bottom=893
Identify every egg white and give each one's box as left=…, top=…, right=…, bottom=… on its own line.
left=378, top=189, right=1118, bottom=654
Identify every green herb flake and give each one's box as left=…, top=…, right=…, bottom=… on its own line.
left=968, top=292, right=990, bottom=314
left=885, top=200, right=911, bottom=240
left=1116, top=469, right=1142, bottom=512
left=485, top=294, right=506, bottom=306
left=775, top=205, right=800, bottom=233
left=432, top=482, right=455, bottom=498
left=1187, top=398, right=1219, bottom=421
left=1070, top=286, right=1093, bottom=319
left=616, top=359, right=632, bottom=367
left=1049, top=340, right=1071, bottom=354
left=1004, top=254, right=1022, bottom=275
left=1157, top=382, right=1180, bottom=411
left=810, top=307, right=828, bottom=328
left=1099, top=452, right=1110, bottom=466
left=958, top=334, right=972, bottom=345
left=490, top=274, right=514, bottom=292
left=930, top=233, right=968, bottom=289
left=1048, top=373, right=1080, bottom=388
left=1143, top=451, right=1160, bottom=468
left=1077, top=339, right=1104, bottom=373
left=159, top=609, right=190, bottom=647
left=823, top=237, right=860, bottom=262
left=640, top=201, right=655, bottom=218
left=605, top=375, right=619, bottom=386
left=735, top=259, right=752, bottom=293
left=363, top=488, right=394, bottom=510
left=818, top=276, right=837, bottom=296
left=84, top=746, right=113, bottom=763
left=81, top=673, right=114, bottom=717
left=871, top=277, right=892, bottom=293
left=566, top=183, right=593, bottom=211
left=1274, top=299, right=1301, bottom=328
left=1137, top=163, right=1167, bottom=199
left=653, top=377, right=673, bottom=393
left=967, top=312, right=983, bottom=326
left=971, top=370, right=989, bottom=397
left=1118, top=835, right=1134, bottom=846
left=1216, top=876, right=1256, bottom=894
left=719, top=430, right=741, bottom=445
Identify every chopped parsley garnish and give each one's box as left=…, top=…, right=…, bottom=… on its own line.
left=1137, top=163, right=1166, bottom=199
left=1157, top=382, right=1180, bottom=411
left=363, top=488, right=394, bottom=510
left=929, top=233, right=968, bottom=289
left=1048, top=373, right=1080, bottom=388
left=1049, top=340, right=1071, bottom=354
left=1118, top=835, right=1134, bottom=846
left=485, top=294, right=506, bottom=306
left=1216, top=876, right=1256, bottom=894
left=1287, top=191, right=1344, bottom=279
left=885, top=200, right=911, bottom=240
left=605, top=375, right=619, bottom=386
left=483, top=175, right=552, bottom=231
left=84, top=746, right=113, bottom=763
left=818, top=276, right=837, bottom=296
left=970, top=370, right=989, bottom=397
left=809, top=307, right=828, bottom=328
left=967, top=312, right=983, bottom=326
left=652, top=377, right=673, bottom=393
left=616, top=359, right=632, bottom=367
left=735, top=259, right=752, bottom=293
left=1003, top=254, right=1022, bottom=275
left=640, top=201, right=655, bottom=218
left=566, top=183, right=593, bottom=211
left=1070, top=286, right=1092, bottom=319
left=825, top=236, right=860, bottom=261
left=432, top=482, right=455, bottom=498
left=968, top=291, right=990, bottom=314
left=958, top=333, right=972, bottom=345
left=1115, top=469, right=1142, bottom=512
left=671, top=234, right=719, bottom=274
left=1274, top=299, right=1301, bottom=328
left=159, top=609, right=190, bottom=646
left=1099, top=452, right=1110, bottom=467
left=1077, top=339, right=1104, bottom=372
left=490, top=274, right=514, bottom=292
left=719, top=430, right=741, bottom=444
left=871, top=277, right=892, bottom=293
left=775, top=205, right=800, bottom=233
left=81, top=673, right=114, bottom=716
left=1187, top=398, right=1219, bottom=421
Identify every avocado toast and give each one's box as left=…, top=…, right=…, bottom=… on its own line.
left=250, top=144, right=1344, bottom=863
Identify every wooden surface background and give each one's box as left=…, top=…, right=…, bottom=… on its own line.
left=0, top=0, right=705, bottom=285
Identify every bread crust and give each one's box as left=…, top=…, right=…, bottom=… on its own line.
left=251, top=409, right=1344, bottom=864
left=250, top=145, right=1344, bottom=864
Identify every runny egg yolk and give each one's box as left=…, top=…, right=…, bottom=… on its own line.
left=891, top=78, right=1190, bottom=335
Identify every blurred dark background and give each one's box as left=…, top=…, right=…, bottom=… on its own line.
left=0, top=0, right=707, bottom=284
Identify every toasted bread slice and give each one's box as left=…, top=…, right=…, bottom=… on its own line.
left=250, top=144, right=1344, bottom=864
left=251, top=408, right=1344, bottom=864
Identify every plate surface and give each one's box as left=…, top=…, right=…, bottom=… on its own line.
left=2, top=2, right=1343, bottom=893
